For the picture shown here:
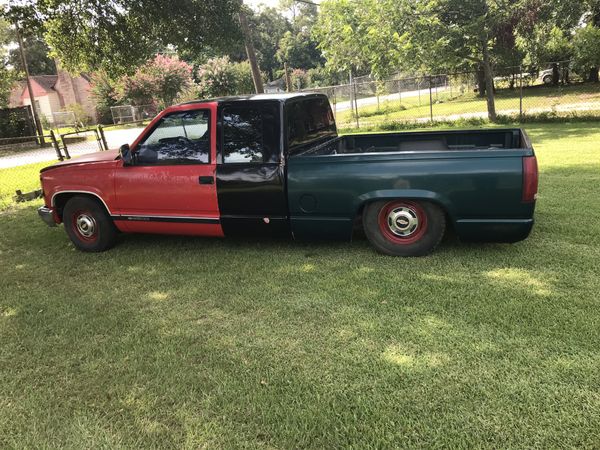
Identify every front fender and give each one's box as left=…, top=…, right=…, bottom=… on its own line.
left=355, top=189, right=456, bottom=221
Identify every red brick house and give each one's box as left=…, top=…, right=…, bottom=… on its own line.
left=9, top=69, right=98, bottom=125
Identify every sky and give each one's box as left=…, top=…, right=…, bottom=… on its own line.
left=245, top=0, right=281, bottom=8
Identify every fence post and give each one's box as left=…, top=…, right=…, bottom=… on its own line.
left=49, top=130, right=63, bottom=161
left=59, top=134, right=71, bottom=159
left=352, top=77, right=360, bottom=128
left=97, top=124, right=109, bottom=151
left=429, top=76, right=434, bottom=123
left=333, top=87, right=337, bottom=121
left=398, top=79, right=402, bottom=105
left=519, top=65, right=523, bottom=121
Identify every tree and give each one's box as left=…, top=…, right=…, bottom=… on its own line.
left=581, top=0, right=600, bottom=82
left=0, top=18, right=19, bottom=108
left=573, top=25, right=600, bottom=82
left=251, top=7, right=291, bottom=81
left=316, top=0, right=553, bottom=121
left=3, top=0, right=242, bottom=77
left=7, top=35, right=56, bottom=75
left=0, top=66, right=19, bottom=108
left=276, top=30, right=324, bottom=70
left=90, top=72, right=120, bottom=124
left=516, top=25, right=573, bottom=84
left=312, top=0, right=370, bottom=78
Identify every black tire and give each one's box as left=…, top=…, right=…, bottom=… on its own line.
left=63, top=196, right=117, bottom=252
left=542, top=75, right=553, bottom=85
left=362, top=199, right=445, bottom=256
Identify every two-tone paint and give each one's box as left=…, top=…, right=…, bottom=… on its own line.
left=39, top=93, right=538, bottom=246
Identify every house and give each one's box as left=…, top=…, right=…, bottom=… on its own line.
left=9, top=69, right=98, bottom=126
left=264, top=78, right=287, bottom=94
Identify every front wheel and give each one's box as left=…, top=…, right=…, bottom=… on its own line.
left=63, top=196, right=117, bottom=252
left=362, top=200, right=445, bottom=256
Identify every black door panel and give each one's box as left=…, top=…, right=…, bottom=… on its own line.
left=216, top=102, right=289, bottom=237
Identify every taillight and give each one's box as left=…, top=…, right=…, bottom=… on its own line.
left=522, top=156, right=538, bottom=203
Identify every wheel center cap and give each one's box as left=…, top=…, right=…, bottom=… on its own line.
left=76, top=214, right=96, bottom=237
left=396, top=217, right=410, bottom=228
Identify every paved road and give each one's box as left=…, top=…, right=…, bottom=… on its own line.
left=333, top=86, right=448, bottom=112
left=0, top=127, right=144, bottom=169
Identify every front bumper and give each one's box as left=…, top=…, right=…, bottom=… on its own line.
left=38, top=206, right=57, bottom=227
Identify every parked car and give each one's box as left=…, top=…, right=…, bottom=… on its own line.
left=38, top=93, right=538, bottom=256
left=539, top=68, right=554, bottom=85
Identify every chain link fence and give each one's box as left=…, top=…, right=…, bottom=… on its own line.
left=2, top=63, right=599, bottom=209
left=51, top=111, right=78, bottom=128
left=0, top=122, right=148, bottom=209
left=303, top=62, right=600, bottom=128
left=110, top=104, right=156, bottom=124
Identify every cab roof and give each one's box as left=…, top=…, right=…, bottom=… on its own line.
left=179, top=92, right=327, bottom=106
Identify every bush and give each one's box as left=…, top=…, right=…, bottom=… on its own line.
left=64, top=103, right=92, bottom=127
left=117, top=54, right=194, bottom=109
left=196, top=56, right=255, bottom=98
left=290, top=69, right=308, bottom=90
left=90, top=72, right=120, bottom=124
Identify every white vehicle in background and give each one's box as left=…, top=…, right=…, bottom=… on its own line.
left=539, top=68, right=554, bottom=85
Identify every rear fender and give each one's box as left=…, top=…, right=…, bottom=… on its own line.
left=355, top=189, right=456, bottom=221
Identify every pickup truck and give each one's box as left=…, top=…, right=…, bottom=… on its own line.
left=38, top=93, right=538, bottom=256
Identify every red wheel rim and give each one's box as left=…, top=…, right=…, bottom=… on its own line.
left=377, top=201, right=428, bottom=245
left=71, top=210, right=99, bottom=243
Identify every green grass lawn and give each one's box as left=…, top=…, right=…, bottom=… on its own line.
left=336, top=83, right=600, bottom=127
left=1, top=122, right=599, bottom=448
left=0, top=161, right=54, bottom=209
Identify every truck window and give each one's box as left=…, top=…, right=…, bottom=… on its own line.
left=136, top=110, right=210, bottom=164
left=222, top=106, right=279, bottom=164
left=287, top=97, right=336, bottom=153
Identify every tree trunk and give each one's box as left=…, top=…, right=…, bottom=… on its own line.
left=551, top=63, right=559, bottom=85
left=482, top=44, right=497, bottom=122
left=476, top=67, right=486, bottom=97
left=589, top=67, right=599, bottom=83
left=238, top=9, right=264, bottom=94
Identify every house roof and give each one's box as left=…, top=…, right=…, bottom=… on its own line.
left=21, top=75, right=58, bottom=100
left=265, top=78, right=286, bottom=88
left=33, top=75, right=58, bottom=92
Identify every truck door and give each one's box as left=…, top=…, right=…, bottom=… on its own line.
left=216, top=102, right=289, bottom=237
left=113, top=103, right=223, bottom=237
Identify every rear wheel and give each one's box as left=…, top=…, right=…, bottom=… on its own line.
left=63, top=196, right=117, bottom=252
left=362, top=200, right=445, bottom=256
left=542, top=75, right=553, bottom=85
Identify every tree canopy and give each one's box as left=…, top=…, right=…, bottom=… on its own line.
left=2, top=0, right=242, bottom=77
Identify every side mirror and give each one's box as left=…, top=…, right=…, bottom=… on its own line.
left=120, top=144, right=133, bottom=166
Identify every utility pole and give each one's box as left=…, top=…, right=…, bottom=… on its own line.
left=15, top=22, right=45, bottom=144
left=238, top=6, right=264, bottom=94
